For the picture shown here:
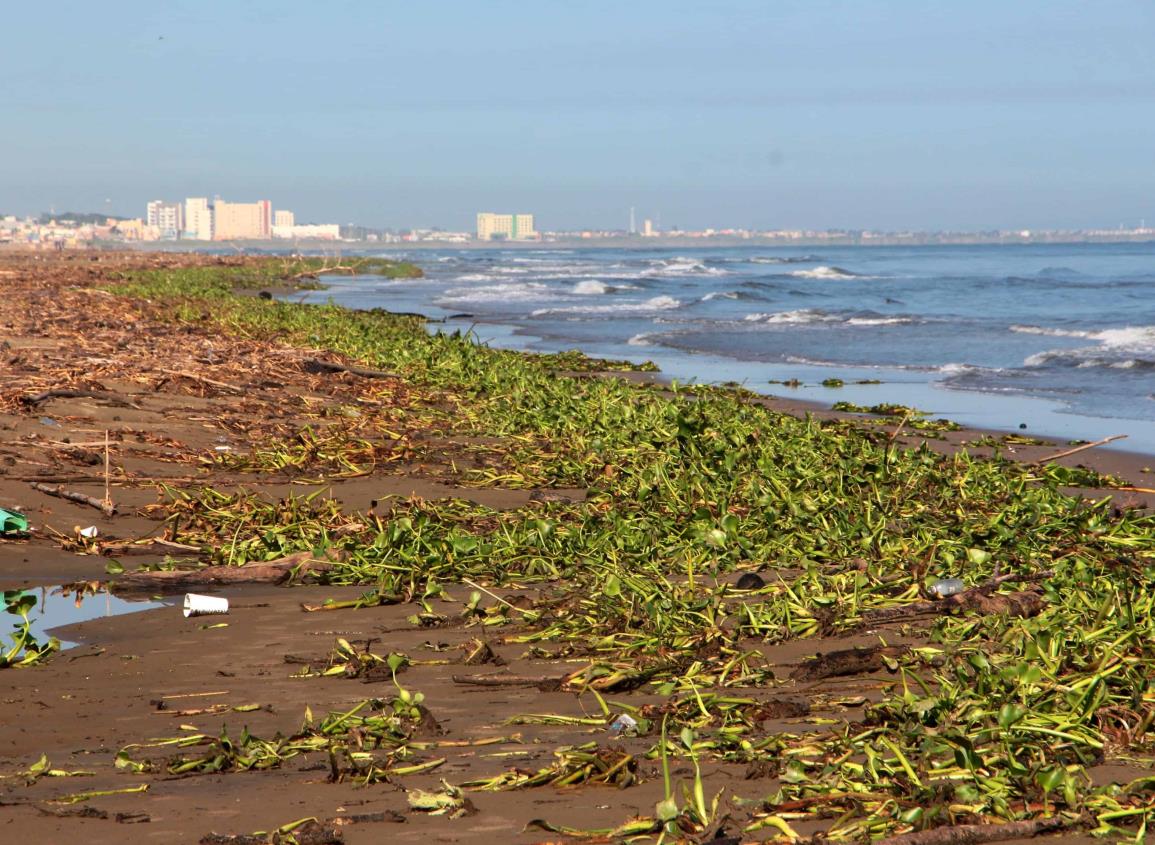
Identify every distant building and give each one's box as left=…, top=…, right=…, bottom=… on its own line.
left=271, top=223, right=340, bottom=240
left=146, top=200, right=183, bottom=239
left=642, top=219, right=655, bottom=237
left=184, top=197, right=212, bottom=240
left=476, top=212, right=537, bottom=241
left=213, top=199, right=271, bottom=240
left=274, top=209, right=295, bottom=228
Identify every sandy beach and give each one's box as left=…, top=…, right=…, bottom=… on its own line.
left=1, top=250, right=1153, bottom=844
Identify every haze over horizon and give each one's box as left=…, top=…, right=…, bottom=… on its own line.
left=4, top=1, right=1154, bottom=232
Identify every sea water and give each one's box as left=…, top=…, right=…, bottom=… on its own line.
left=297, top=242, right=1155, bottom=453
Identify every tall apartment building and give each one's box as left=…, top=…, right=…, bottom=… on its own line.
left=273, top=209, right=295, bottom=228
left=476, top=212, right=537, bottom=241
left=146, top=200, right=183, bottom=239
left=212, top=199, right=272, bottom=240
left=183, top=197, right=212, bottom=240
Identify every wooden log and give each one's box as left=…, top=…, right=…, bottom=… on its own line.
left=1030, top=433, right=1127, bottom=465
left=21, top=389, right=139, bottom=409
left=302, top=359, right=399, bottom=379
left=110, top=551, right=331, bottom=592
left=28, top=482, right=116, bottom=516
left=875, top=816, right=1069, bottom=845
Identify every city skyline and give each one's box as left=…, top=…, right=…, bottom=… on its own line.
left=3, top=2, right=1154, bottom=231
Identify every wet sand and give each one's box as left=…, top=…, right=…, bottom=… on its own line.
left=0, top=251, right=1148, bottom=843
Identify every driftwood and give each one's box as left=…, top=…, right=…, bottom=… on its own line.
left=875, top=816, right=1070, bottom=845
left=158, top=369, right=244, bottom=394
left=200, top=821, right=344, bottom=845
left=791, top=645, right=911, bottom=682
left=452, top=674, right=561, bottom=691
left=302, top=359, right=399, bottom=380
left=111, top=550, right=331, bottom=592
left=28, top=482, right=116, bottom=516
left=858, top=572, right=1053, bottom=629
left=22, top=388, right=139, bottom=409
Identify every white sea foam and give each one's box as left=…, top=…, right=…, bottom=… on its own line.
left=572, top=280, right=610, bottom=295
left=627, top=333, right=656, bottom=346
left=530, top=295, right=682, bottom=317
left=701, top=291, right=740, bottom=302
left=1010, top=324, right=1093, bottom=339
left=743, top=309, right=837, bottom=324
left=789, top=266, right=859, bottom=280
left=437, top=282, right=553, bottom=304
left=644, top=258, right=728, bottom=277
left=846, top=316, right=912, bottom=326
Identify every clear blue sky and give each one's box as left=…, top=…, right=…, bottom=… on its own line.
left=3, top=1, right=1154, bottom=231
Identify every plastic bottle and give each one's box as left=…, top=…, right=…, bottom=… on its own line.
left=929, top=578, right=965, bottom=598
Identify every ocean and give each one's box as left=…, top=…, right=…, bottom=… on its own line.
left=298, top=242, right=1155, bottom=454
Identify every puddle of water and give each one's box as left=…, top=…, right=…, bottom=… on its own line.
left=19, top=587, right=176, bottom=648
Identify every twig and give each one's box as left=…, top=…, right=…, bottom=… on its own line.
left=1030, top=434, right=1127, bottom=465
left=888, top=410, right=913, bottom=444
left=461, top=578, right=539, bottom=617
left=21, top=389, right=139, bottom=409
left=158, top=370, right=243, bottom=394
left=302, top=359, right=399, bottom=380
left=29, top=482, right=117, bottom=516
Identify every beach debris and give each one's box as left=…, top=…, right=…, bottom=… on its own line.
left=22, top=388, right=139, bottom=409
left=734, top=572, right=765, bottom=590
left=608, top=713, right=639, bottom=735
left=790, top=645, right=912, bottom=682
left=1029, top=433, right=1128, bottom=465
left=199, top=819, right=344, bottom=845
left=0, top=507, right=28, bottom=534
left=302, top=358, right=399, bottom=380
left=77, top=525, right=99, bottom=539
left=112, top=550, right=332, bottom=592
left=28, top=482, right=116, bottom=517
left=407, top=780, right=477, bottom=818
left=183, top=593, right=229, bottom=617
left=928, top=577, right=965, bottom=598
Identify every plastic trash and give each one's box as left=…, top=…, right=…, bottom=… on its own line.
left=39, top=417, right=61, bottom=428
left=608, top=714, right=638, bottom=735
left=929, top=578, right=966, bottom=598
left=78, top=526, right=99, bottom=539
left=0, top=508, right=29, bottom=534
left=183, top=593, right=229, bottom=617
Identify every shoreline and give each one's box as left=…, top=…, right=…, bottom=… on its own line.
left=1, top=250, right=1153, bottom=844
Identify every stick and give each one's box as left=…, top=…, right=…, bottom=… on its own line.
left=461, top=578, right=539, bottom=618
left=302, top=359, right=399, bottom=379
left=102, top=430, right=112, bottom=514
left=452, top=674, right=556, bottom=687
left=888, top=410, right=913, bottom=444
left=110, top=550, right=331, bottom=591
left=875, top=816, right=1070, bottom=845
left=21, top=389, right=138, bottom=409
left=158, top=370, right=244, bottom=394
left=29, top=482, right=117, bottom=516
left=1030, top=434, right=1127, bottom=465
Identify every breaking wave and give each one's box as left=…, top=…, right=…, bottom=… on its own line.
left=789, top=266, right=861, bottom=280
left=531, top=295, right=683, bottom=317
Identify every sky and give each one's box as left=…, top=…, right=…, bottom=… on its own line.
left=3, top=1, right=1155, bottom=231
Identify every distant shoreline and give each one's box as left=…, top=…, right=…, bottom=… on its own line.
left=83, top=232, right=1155, bottom=252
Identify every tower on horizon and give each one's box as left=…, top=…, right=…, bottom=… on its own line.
left=629, top=206, right=636, bottom=235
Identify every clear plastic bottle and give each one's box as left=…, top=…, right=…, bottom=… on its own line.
left=929, top=578, right=965, bottom=598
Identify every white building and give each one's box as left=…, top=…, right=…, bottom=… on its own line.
left=274, top=209, right=295, bottom=228
left=476, top=212, right=537, bottom=241
left=271, top=223, right=341, bottom=240
left=146, top=200, right=183, bottom=239
left=183, top=197, right=212, bottom=240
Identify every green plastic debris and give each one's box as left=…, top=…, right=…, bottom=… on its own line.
left=0, top=508, right=28, bottom=534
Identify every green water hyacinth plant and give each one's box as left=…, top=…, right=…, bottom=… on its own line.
left=1, top=590, right=58, bottom=668
left=94, top=260, right=1155, bottom=840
